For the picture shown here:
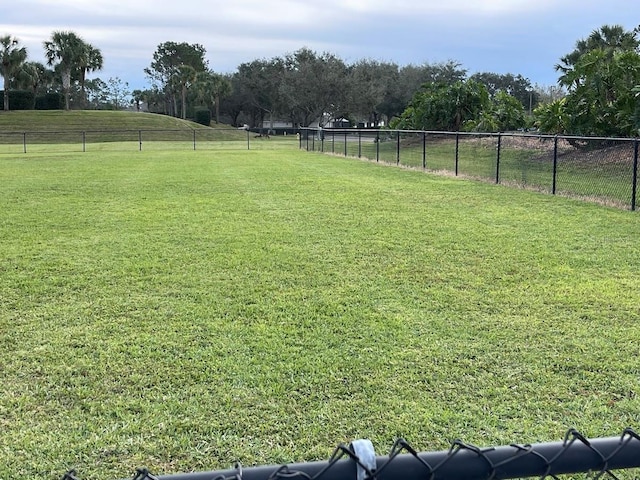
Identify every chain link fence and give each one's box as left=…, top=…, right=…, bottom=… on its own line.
left=300, top=129, right=640, bottom=210
left=0, top=128, right=300, bottom=153
left=60, top=428, right=640, bottom=480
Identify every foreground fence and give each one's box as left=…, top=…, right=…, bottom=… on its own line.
left=61, top=428, right=640, bottom=480
left=0, top=128, right=298, bottom=153
left=300, top=129, right=640, bottom=211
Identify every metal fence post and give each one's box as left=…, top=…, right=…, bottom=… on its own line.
left=193, top=130, right=196, bottom=151
left=455, top=132, right=460, bottom=176
left=358, top=130, right=362, bottom=158
left=139, top=130, right=142, bottom=151
left=632, top=138, right=639, bottom=211
left=23, top=132, right=26, bottom=153
left=376, top=130, right=380, bottom=162
left=422, top=131, right=427, bottom=169
left=552, top=135, right=558, bottom=194
left=396, top=131, right=400, bottom=165
left=247, top=129, right=250, bottom=150
left=344, top=131, right=348, bottom=157
left=495, top=133, right=501, bottom=184
left=82, top=131, right=86, bottom=152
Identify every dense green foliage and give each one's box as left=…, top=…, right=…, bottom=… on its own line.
left=391, top=79, right=526, bottom=132
left=194, top=107, right=211, bottom=126
left=535, top=24, right=640, bottom=137
left=34, top=92, right=64, bottom=110
left=2, top=149, right=640, bottom=479
left=0, top=89, right=33, bottom=110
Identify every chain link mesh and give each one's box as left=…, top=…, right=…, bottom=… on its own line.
left=60, top=428, right=640, bottom=480
left=301, top=129, right=639, bottom=210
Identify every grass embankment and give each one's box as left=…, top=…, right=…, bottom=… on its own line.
left=0, top=110, right=214, bottom=131
left=1, top=149, right=640, bottom=479
left=0, top=110, right=258, bottom=150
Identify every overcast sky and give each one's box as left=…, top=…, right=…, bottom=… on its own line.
left=2, top=0, right=638, bottom=90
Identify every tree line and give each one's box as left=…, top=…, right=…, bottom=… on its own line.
left=2, top=24, right=640, bottom=137
left=0, top=31, right=131, bottom=111
left=141, top=42, right=540, bottom=131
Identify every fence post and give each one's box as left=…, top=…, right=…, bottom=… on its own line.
left=358, top=130, right=362, bottom=158
left=82, top=131, right=86, bottom=153
left=23, top=132, right=26, bottom=153
left=495, top=133, right=501, bottom=184
left=139, top=130, right=143, bottom=151
left=344, top=131, right=348, bottom=157
left=376, top=130, right=380, bottom=162
left=455, top=132, right=459, bottom=176
left=422, top=131, right=427, bottom=169
left=632, top=138, right=639, bottom=211
left=246, top=129, right=250, bottom=150
left=396, top=131, right=400, bottom=165
left=552, top=135, right=558, bottom=194
left=193, top=130, right=196, bottom=151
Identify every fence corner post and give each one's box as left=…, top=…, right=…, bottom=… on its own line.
left=632, top=138, right=639, bottom=211
left=552, top=135, right=558, bottom=195
left=496, top=133, right=502, bottom=184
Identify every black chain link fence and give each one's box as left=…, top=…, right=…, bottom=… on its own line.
left=300, top=129, right=640, bottom=210
left=61, top=428, right=640, bottom=480
left=0, top=128, right=301, bottom=153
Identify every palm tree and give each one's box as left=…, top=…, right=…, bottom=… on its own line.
left=195, top=70, right=232, bottom=123
left=173, top=64, right=196, bottom=119
left=16, top=61, right=48, bottom=109
left=0, top=35, right=28, bottom=111
left=43, top=31, right=86, bottom=110
left=78, top=44, right=103, bottom=108
left=556, top=24, right=639, bottom=87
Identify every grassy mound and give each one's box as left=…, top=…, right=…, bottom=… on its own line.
left=0, top=110, right=219, bottom=132
left=0, top=110, right=251, bottom=145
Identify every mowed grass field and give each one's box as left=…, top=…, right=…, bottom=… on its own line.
left=1, top=147, right=640, bottom=479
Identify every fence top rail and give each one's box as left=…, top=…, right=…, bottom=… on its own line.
left=300, top=127, right=639, bottom=143
left=0, top=128, right=246, bottom=135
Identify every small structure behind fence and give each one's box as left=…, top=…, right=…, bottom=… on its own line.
left=300, top=128, right=640, bottom=211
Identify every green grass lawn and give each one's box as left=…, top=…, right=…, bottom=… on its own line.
left=1, top=149, right=640, bottom=479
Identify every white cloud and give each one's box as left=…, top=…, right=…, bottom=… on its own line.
left=1, top=0, right=636, bottom=89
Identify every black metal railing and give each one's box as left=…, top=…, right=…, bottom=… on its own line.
left=61, top=428, right=640, bottom=480
left=0, top=128, right=300, bottom=153
left=300, top=128, right=640, bottom=211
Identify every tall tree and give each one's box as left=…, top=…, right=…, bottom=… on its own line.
left=145, top=41, right=208, bottom=116
left=173, top=64, right=196, bottom=119
left=469, top=72, right=538, bottom=113
left=392, top=79, right=490, bottom=131
left=279, top=48, right=348, bottom=127
left=556, top=24, right=639, bottom=87
left=195, top=70, right=231, bottom=123
left=16, top=61, right=49, bottom=109
left=0, top=35, right=28, bottom=111
left=378, top=61, right=467, bottom=124
left=553, top=24, right=640, bottom=137
left=78, top=44, right=103, bottom=107
left=43, top=31, right=86, bottom=110
left=235, top=57, right=285, bottom=130
left=347, top=59, right=398, bottom=126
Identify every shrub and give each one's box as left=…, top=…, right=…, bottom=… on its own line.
left=194, top=108, right=211, bottom=126
left=35, top=93, right=65, bottom=110
left=0, top=90, right=35, bottom=110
